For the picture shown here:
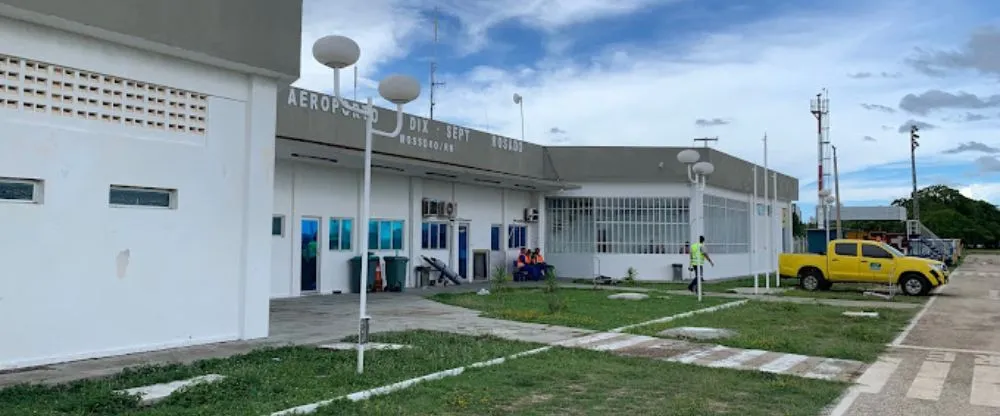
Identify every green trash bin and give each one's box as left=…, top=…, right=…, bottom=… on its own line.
left=349, top=253, right=380, bottom=293
left=382, top=256, right=409, bottom=292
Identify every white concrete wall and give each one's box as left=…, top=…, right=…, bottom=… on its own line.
left=543, top=181, right=792, bottom=282
left=0, top=16, right=276, bottom=370
left=269, top=163, right=537, bottom=296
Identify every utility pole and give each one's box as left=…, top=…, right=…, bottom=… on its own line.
left=428, top=8, right=445, bottom=120
left=693, top=136, right=718, bottom=148
left=910, top=125, right=920, bottom=222
left=833, top=145, right=842, bottom=239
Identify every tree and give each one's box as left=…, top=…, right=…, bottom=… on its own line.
left=891, top=185, right=1000, bottom=248
left=792, top=210, right=806, bottom=237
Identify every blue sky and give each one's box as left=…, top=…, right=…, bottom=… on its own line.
left=294, top=0, right=1000, bottom=221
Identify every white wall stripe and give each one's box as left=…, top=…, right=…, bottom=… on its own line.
left=970, top=365, right=1000, bottom=408
left=759, top=354, right=809, bottom=374
left=707, top=349, right=767, bottom=368
left=905, top=361, right=951, bottom=401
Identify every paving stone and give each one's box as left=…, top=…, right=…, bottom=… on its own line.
left=657, top=326, right=738, bottom=341
left=318, top=343, right=410, bottom=351
left=116, top=374, right=226, bottom=406
left=607, top=292, right=649, bottom=300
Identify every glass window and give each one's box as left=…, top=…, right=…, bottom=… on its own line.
left=833, top=243, right=857, bottom=256
left=491, top=225, right=501, bottom=251
left=368, top=219, right=405, bottom=250
left=422, top=222, right=448, bottom=250
left=0, top=179, right=37, bottom=202
left=861, top=244, right=892, bottom=259
left=508, top=225, right=527, bottom=249
left=109, top=185, right=174, bottom=208
left=328, top=218, right=353, bottom=250
left=272, top=215, right=284, bottom=236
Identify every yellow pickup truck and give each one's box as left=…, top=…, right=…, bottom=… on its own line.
left=778, top=239, right=948, bottom=296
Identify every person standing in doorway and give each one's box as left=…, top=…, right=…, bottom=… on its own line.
left=687, top=235, right=715, bottom=292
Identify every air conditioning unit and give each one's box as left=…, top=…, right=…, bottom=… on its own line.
left=422, top=198, right=441, bottom=217
left=444, top=201, right=458, bottom=219
left=524, top=208, right=539, bottom=223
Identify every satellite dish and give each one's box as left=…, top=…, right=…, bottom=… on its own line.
left=513, top=93, right=522, bottom=104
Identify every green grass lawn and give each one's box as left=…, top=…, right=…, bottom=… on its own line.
left=628, top=300, right=915, bottom=362
left=577, top=276, right=928, bottom=303
left=0, top=331, right=539, bottom=416
left=314, top=347, right=848, bottom=416
left=429, top=288, right=732, bottom=331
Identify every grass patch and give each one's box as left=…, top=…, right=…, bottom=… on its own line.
left=430, top=288, right=732, bottom=331
left=315, top=347, right=848, bottom=416
left=0, top=331, right=538, bottom=416
left=628, top=301, right=915, bottom=362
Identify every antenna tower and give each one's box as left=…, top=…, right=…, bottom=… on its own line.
left=429, top=8, right=446, bottom=120
left=810, top=89, right=831, bottom=228
left=693, top=136, right=719, bottom=148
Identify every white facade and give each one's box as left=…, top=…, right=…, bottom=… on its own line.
left=544, top=182, right=793, bottom=281
left=269, top=160, right=539, bottom=297
left=0, top=16, right=278, bottom=370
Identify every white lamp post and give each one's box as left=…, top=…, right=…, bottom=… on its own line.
left=819, top=189, right=833, bottom=251
left=677, top=149, right=714, bottom=302
left=313, top=35, right=421, bottom=375
left=512, top=93, right=525, bottom=143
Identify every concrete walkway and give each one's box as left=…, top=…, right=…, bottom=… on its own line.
left=0, top=288, right=591, bottom=387
left=829, top=256, right=1000, bottom=416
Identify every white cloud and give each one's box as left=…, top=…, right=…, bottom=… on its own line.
left=294, top=0, right=1000, bottom=202
left=959, top=183, right=1000, bottom=202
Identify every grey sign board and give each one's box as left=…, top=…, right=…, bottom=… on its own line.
left=277, top=86, right=547, bottom=178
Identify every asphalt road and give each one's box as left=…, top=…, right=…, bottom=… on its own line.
left=829, top=254, right=1000, bottom=416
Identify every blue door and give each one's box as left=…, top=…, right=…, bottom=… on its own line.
left=458, top=225, right=469, bottom=279
left=300, top=218, right=319, bottom=292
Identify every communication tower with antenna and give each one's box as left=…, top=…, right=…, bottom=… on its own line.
left=428, top=8, right=446, bottom=120
left=810, top=89, right=831, bottom=229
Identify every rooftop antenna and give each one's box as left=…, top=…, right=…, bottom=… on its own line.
left=693, top=136, right=719, bottom=148
left=810, top=88, right=831, bottom=231
left=429, top=7, right=446, bottom=120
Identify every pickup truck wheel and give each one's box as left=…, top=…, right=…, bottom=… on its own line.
left=900, top=274, right=931, bottom=296
left=800, top=271, right=825, bottom=291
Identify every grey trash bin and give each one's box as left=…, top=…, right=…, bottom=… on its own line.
left=671, top=263, right=684, bottom=281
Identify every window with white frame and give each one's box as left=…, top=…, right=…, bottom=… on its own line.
left=545, top=197, right=690, bottom=254
left=109, top=185, right=175, bottom=208
left=0, top=177, right=43, bottom=203
left=703, top=195, right=749, bottom=254
left=328, top=217, right=353, bottom=251
left=508, top=225, right=527, bottom=249
left=421, top=222, right=449, bottom=250
left=368, top=219, right=404, bottom=250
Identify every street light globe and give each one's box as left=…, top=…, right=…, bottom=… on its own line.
left=818, top=189, right=832, bottom=198
left=378, top=74, right=421, bottom=105
left=677, top=149, right=700, bottom=164
left=692, top=161, right=715, bottom=176
left=312, top=35, right=361, bottom=69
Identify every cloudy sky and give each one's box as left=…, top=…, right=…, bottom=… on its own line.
left=293, top=0, right=1000, bottom=221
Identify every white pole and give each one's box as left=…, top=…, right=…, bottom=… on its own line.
left=772, top=172, right=778, bottom=287
left=353, top=66, right=358, bottom=101
left=751, top=166, right=757, bottom=294
left=518, top=101, right=525, bottom=143
left=762, top=133, right=770, bottom=289
left=697, top=174, right=704, bottom=302
left=356, top=96, right=374, bottom=374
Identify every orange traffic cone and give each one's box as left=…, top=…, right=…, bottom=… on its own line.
left=374, top=261, right=384, bottom=292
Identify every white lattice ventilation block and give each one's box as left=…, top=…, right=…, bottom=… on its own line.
left=0, top=53, right=209, bottom=135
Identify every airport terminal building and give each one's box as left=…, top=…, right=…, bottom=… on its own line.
left=0, top=1, right=797, bottom=370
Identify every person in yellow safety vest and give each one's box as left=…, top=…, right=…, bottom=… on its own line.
left=687, top=235, right=715, bottom=292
